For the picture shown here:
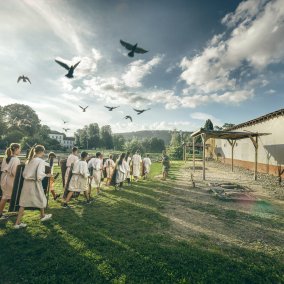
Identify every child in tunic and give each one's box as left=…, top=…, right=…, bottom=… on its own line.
left=115, top=153, right=127, bottom=190
left=142, top=154, right=152, bottom=180
left=0, top=143, right=21, bottom=220
left=104, top=154, right=115, bottom=186
left=47, top=152, right=60, bottom=200
left=14, top=145, right=52, bottom=229
left=132, top=151, right=142, bottom=181
left=88, top=152, right=103, bottom=197
left=62, top=151, right=90, bottom=208
left=125, top=152, right=131, bottom=186
left=64, top=147, right=79, bottom=186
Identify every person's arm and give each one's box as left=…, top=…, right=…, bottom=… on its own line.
left=37, top=160, right=47, bottom=181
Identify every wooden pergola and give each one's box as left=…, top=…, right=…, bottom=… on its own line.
left=191, top=128, right=270, bottom=180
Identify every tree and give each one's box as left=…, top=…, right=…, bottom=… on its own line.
left=3, top=104, right=40, bottom=136
left=204, top=119, right=214, bottom=130
left=222, top=123, right=235, bottom=129
left=170, top=129, right=181, bottom=146
left=101, top=125, right=113, bottom=149
left=88, top=123, right=100, bottom=148
left=149, top=137, right=165, bottom=152
left=124, top=138, right=145, bottom=155
left=0, top=106, right=7, bottom=137
left=113, top=134, right=125, bottom=151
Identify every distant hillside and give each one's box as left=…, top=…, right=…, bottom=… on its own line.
left=114, top=130, right=192, bottom=145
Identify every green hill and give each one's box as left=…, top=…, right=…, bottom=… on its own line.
left=114, top=130, right=192, bottom=145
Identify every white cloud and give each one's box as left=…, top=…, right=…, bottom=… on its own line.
left=179, top=0, right=284, bottom=107
left=265, top=89, right=276, bottom=95
left=190, top=112, right=223, bottom=126
left=23, top=0, right=87, bottom=53
left=122, top=55, right=163, bottom=88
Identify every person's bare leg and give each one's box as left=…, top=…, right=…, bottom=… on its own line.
left=40, top=208, right=45, bottom=219
left=65, top=191, right=74, bottom=203
left=0, top=198, right=7, bottom=215
left=50, top=189, right=56, bottom=199
left=83, top=191, right=89, bottom=201
left=15, top=207, right=25, bottom=225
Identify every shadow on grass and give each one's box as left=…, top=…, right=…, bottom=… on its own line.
left=0, top=164, right=283, bottom=283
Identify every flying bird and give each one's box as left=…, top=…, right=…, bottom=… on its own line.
left=120, top=40, right=148, bottom=57
left=79, top=105, right=88, bottom=112
left=63, top=128, right=70, bottom=132
left=133, top=108, right=151, bottom=115
left=104, top=106, right=119, bottom=111
left=124, top=115, right=133, bottom=122
left=17, top=76, right=31, bottom=84
left=55, top=59, right=80, bottom=78
left=62, top=119, right=68, bottom=124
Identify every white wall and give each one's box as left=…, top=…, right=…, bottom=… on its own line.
left=215, top=115, right=284, bottom=166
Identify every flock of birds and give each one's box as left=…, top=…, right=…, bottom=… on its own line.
left=16, top=39, right=151, bottom=132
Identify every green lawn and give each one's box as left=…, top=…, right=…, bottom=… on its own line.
left=0, top=162, right=283, bottom=283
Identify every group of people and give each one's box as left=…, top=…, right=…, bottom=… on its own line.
left=0, top=143, right=170, bottom=229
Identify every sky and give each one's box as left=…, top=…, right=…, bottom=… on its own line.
left=1, top=0, right=284, bottom=135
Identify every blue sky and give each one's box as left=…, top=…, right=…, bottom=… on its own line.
left=1, top=0, right=284, bottom=134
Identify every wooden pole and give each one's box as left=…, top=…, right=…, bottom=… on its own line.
left=202, top=134, right=206, bottom=180
left=184, top=144, right=186, bottom=163
left=193, top=137, right=195, bottom=172
left=227, top=139, right=236, bottom=172
left=255, top=136, right=258, bottom=180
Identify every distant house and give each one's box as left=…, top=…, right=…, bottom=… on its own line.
left=212, top=109, right=284, bottom=176
left=48, top=131, right=75, bottom=149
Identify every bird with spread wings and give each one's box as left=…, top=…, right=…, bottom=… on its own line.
left=17, top=75, right=31, bottom=84
left=55, top=59, right=80, bottom=78
left=133, top=108, right=151, bottom=115
left=79, top=105, right=88, bottom=112
left=105, top=106, right=120, bottom=111
left=124, top=115, right=133, bottom=122
left=120, top=40, right=148, bottom=57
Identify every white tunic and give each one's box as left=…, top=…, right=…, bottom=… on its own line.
left=65, top=154, right=79, bottom=184
left=104, top=158, right=115, bottom=178
left=69, top=160, right=89, bottom=192
left=116, top=162, right=127, bottom=184
left=19, top=157, right=47, bottom=209
left=143, top=157, right=152, bottom=174
left=0, top=156, right=21, bottom=199
left=132, top=154, right=142, bottom=177
left=125, top=157, right=131, bottom=179
left=88, top=158, right=103, bottom=187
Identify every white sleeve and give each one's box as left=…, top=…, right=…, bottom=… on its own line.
left=80, top=162, right=89, bottom=178
left=37, top=160, right=47, bottom=181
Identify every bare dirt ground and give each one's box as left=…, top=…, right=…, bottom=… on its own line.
left=154, top=161, right=284, bottom=264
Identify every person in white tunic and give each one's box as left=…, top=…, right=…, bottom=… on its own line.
left=88, top=152, right=103, bottom=197
left=125, top=152, right=131, bottom=186
left=0, top=143, right=21, bottom=220
left=115, top=153, right=126, bottom=189
left=62, top=151, right=90, bottom=208
left=15, top=145, right=52, bottom=229
left=142, top=154, right=152, bottom=179
left=64, top=147, right=79, bottom=186
left=132, top=151, right=142, bottom=181
left=104, top=154, right=115, bottom=186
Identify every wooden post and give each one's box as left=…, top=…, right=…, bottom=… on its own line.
left=192, top=137, right=195, bottom=172
left=201, top=133, right=206, bottom=180
left=249, top=135, right=258, bottom=180
left=227, top=139, right=236, bottom=172
left=255, top=136, right=258, bottom=180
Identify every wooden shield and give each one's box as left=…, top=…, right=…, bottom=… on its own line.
left=9, top=164, right=25, bottom=212
left=60, top=159, right=67, bottom=187
left=9, top=164, right=51, bottom=212
left=63, top=163, right=79, bottom=199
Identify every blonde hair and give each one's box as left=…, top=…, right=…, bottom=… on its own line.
left=27, top=145, right=45, bottom=163
left=5, top=143, right=20, bottom=163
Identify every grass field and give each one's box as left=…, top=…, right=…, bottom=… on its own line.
left=0, top=162, right=283, bottom=283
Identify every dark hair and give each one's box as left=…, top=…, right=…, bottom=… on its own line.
left=118, top=153, right=126, bottom=165
left=109, top=154, right=113, bottom=159
left=48, top=152, right=56, bottom=159
left=125, top=152, right=130, bottom=161
left=146, top=154, right=150, bottom=157
left=96, top=152, right=101, bottom=158
left=81, top=151, right=88, bottom=159
left=72, top=147, right=78, bottom=153
left=27, top=145, right=45, bottom=163
left=5, top=143, right=21, bottom=163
